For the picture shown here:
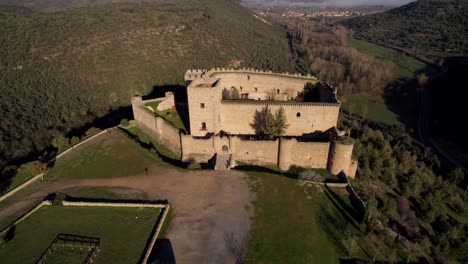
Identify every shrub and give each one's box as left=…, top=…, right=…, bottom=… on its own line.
left=70, top=136, right=80, bottom=146
left=187, top=158, right=202, bottom=170
left=85, top=127, right=100, bottom=136
left=299, top=170, right=325, bottom=182
left=51, top=135, right=70, bottom=152
left=120, top=118, right=130, bottom=127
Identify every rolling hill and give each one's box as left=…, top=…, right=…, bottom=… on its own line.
left=0, top=0, right=294, bottom=167
left=341, top=0, right=468, bottom=60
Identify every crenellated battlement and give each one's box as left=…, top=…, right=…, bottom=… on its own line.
left=220, top=100, right=340, bottom=108
left=184, top=67, right=318, bottom=81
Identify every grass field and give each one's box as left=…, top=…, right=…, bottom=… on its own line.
left=244, top=169, right=365, bottom=263
left=349, top=39, right=428, bottom=79
left=43, top=247, right=91, bottom=264
left=46, top=130, right=161, bottom=180
left=0, top=205, right=161, bottom=264
left=342, top=93, right=401, bottom=126
left=145, top=102, right=187, bottom=132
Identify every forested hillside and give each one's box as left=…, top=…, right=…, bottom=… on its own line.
left=341, top=0, right=468, bottom=60
left=0, top=0, right=293, bottom=167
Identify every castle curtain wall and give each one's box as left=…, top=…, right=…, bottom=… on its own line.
left=219, top=102, right=340, bottom=136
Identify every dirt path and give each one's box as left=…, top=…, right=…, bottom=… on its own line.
left=0, top=165, right=253, bottom=264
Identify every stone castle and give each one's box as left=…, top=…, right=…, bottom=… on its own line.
left=131, top=68, right=357, bottom=177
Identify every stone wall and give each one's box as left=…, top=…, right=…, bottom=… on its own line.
left=219, top=102, right=340, bottom=136
left=181, top=135, right=214, bottom=162
left=155, top=118, right=182, bottom=157
left=230, top=137, right=279, bottom=165
left=132, top=97, right=182, bottom=158
left=278, top=138, right=330, bottom=170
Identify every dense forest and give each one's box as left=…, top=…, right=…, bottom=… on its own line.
left=282, top=18, right=395, bottom=97
left=341, top=0, right=468, bottom=60
left=0, top=0, right=294, bottom=168
left=339, top=116, right=467, bottom=263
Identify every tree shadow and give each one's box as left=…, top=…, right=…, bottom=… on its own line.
left=224, top=231, right=245, bottom=264
left=118, top=127, right=188, bottom=168
left=323, top=188, right=361, bottom=231
left=3, top=225, right=16, bottom=242
left=147, top=238, right=176, bottom=264
left=0, top=166, right=17, bottom=195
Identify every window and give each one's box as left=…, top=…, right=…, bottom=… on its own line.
left=255, top=87, right=258, bottom=92
left=247, top=75, right=250, bottom=80
left=297, top=112, right=301, bottom=118
left=200, top=103, right=205, bottom=109
left=240, top=86, right=243, bottom=91
left=277, top=89, right=280, bottom=94
left=201, top=122, right=207, bottom=131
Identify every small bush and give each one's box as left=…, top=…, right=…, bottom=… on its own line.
left=70, top=136, right=80, bottom=146
left=187, top=159, right=202, bottom=170
left=85, top=127, right=100, bottom=136
left=120, top=118, right=130, bottom=127
left=299, top=170, right=325, bottom=182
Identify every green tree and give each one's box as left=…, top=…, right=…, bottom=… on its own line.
left=70, top=136, right=80, bottom=146
left=448, top=167, right=464, bottom=185
left=52, top=135, right=70, bottom=152
left=273, top=106, right=289, bottom=137
left=251, top=106, right=289, bottom=139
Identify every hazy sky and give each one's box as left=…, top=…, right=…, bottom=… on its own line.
left=242, top=0, right=415, bottom=7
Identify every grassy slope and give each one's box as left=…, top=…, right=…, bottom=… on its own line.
left=0, top=205, right=160, bottom=264
left=245, top=170, right=364, bottom=263
left=46, top=130, right=161, bottom=180
left=342, top=39, right=429, bottom=126
left=0, top=0, right=293, bottom=164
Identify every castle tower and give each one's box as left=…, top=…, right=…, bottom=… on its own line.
left=328, top=136, right=355, bottom=176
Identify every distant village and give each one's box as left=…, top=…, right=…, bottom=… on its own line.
left=255, top=6, right=389, bottom=20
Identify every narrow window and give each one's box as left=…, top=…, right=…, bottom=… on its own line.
left=277, top=89, right=280, bottom=94
left=201, top=122, right=207, bottom=130
left=255, top=87, right=258, bottom=92
left=297, top=112, right=301, bottom=118
left=200, top=103, right=205, bottom=109
left=240, top=86, right=243, bottom=91
left=247, top=75, right=250, bottom=80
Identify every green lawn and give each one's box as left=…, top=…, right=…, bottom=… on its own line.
left=0, top=205, right=161, bottom=264
left=46, top=130, right=161, bottom=180
left=342, top=93, right=401, bottom=126
left=43, top=247, right=91, bottom=264
left=144, top=102, right=187, bottom=132
left=244, top=169, right=365, bottom=263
